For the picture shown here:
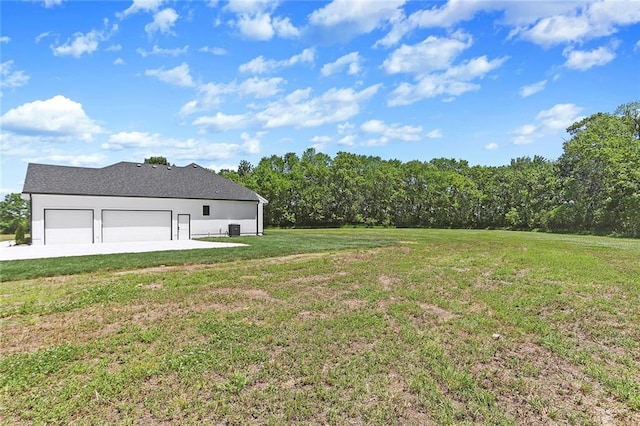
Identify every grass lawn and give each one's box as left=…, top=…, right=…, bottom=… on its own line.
left=1, top=228, right=639, bottom=424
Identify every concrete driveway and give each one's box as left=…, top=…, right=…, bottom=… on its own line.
left=0, top=239, right=247, bottom=261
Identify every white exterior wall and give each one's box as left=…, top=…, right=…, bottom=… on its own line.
left=29, top=194, right=264, bottom=245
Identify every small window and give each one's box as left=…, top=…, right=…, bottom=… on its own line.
left=203, top=205, right=210, bottom=216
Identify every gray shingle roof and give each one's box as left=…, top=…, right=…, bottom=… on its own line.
left=22, top=162, right=263, bottom=202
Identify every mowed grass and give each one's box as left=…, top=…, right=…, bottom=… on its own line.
left=1, top=229, right=639, bottom=425
left=0, top=230, right=393, bottom=281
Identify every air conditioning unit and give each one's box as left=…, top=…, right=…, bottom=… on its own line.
left=228, top=224, right=240, bottom=237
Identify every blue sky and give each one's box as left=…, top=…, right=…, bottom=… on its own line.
left=1, top=0, right=639, bottom=195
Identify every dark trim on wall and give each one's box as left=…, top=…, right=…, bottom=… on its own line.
left=28, top=194, right=33, bottom=245
left=23, top=192, right=260, bottom=203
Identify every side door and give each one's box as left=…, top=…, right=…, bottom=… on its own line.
left=177, top=214, right=190, bottom=240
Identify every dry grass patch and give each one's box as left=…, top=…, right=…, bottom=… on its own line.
left=474, top=340, right=640, bottom=425
left=1, top=229, right=639, bottom=424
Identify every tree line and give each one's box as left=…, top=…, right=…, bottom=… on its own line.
left=220, top=102, right=640, bottom=237
left=1, top=102, right=638, bottom=238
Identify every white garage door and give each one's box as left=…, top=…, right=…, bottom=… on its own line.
left=45, top=209, right=94, bottom=245
left=102, top=210, right=171, bottom=243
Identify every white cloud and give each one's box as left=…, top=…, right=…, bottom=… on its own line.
left=35, top=32, right=54, bottom=43
left=635, top=40, right=640, bottom=52
left=536, top=103, right=584, bottom=131
left=426, top=129, right=443, bottom=138
left=321, top=52, right=362, bottom=76
left=199, top=46, right=228, bottom=55
left=52, top=30, right=100, bottom=57
left=239, top=56, right=271, bottom=74
left=43, top=0, right=64, bottom=8
left=256, top=84, right=381, bottom=129
left=106, top=44, right=122, bottom=52
left=512, top=124, right=541, bottom=145
left=239, top=48, right=315, bottom=73
left=388, top=55, right=507, bottom=105
left=0, top=95, right=103, bottom=141
left=272, top=16, right=300, bottom=38
left=238, top=76, right=285, bottom=98
left=309, top=0, right=405, bottom=39
left=361, top=119, right=386, bottom=134
left=51, top=23, right=118, bottom=57
left=179, top=77, right=286, bottom=117
left=226, top=0, right=299, bottom=40
left=237, top=13, right=274, bottom=40
left=113, top=57, right=125, bottom=65
left=145, top=63, right=195, bottom=87
left=172, top=142, right=246, bottom=161
left=339, top=134, right=356, bottom=146
left=484, top=142, right=498, bottom=150
left=377, top=1, right=486, bottom=47
left=512, top=103, right=584, bottom=145
left=137, top=44, right=189, bottom=57
left=179, top=82, right=227, bottom=116
left=377, top=0, right=640, bottom=48
left=226, top=0, right=276, bottom=14
left=240, top=131, right=262, bottom=154
left=360, top=119, right=422, bottom=146
left=383, top=32, right=473, bottom=75
left=311, top=135, right=332, bottom=143
left=338, top=121, right=354, bottom=134
left=103, top=131, right=169, bottom=150
left=145, top=8, right=179, bottom=36
left=103, top=130, right=254, bottom=162
left=310, top=135, right=332, bottom=151
left=563, top=45, right=616, bottom=71
left=32, top=151, right=107, bottom=167
left=515, top=0, right=640, bottom=47
left=192, top=112, right=250, bottom=132
left=118, top=0, right=165, bottom=18
left=519, top=80, right=547, bottom=97
left=0, top=36, right=10, bottom=44
left=1, top=61, right=30, bottom=90
left=208, top=163, right=239, bottom=172
left=191, top=84, right=382, bottom=132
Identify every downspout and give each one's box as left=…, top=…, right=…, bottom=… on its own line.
left=29, top=194, right=32, bottom=245
left=256, top=201, right=259, bottom=236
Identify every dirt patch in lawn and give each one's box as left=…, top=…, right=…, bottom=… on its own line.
left=343, top=299, right=368, bottom=311
left=472, top=340, right=639, bottom=425
left=281, top=271, right=349, bottom=287
left=378, top=274, right=399, bottom=290
left=0, top=287, right=279, bottom=355
left=420, top=303, right=457, bottom=321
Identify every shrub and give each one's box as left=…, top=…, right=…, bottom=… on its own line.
left=15, top=223, right=27, bottom=245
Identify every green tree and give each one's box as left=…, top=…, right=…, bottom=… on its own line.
left=553, top=105, right=640, bottom=235
left=0, top=193, right=30, bottom=234
left=297, top=148, right=333, bottom=226
left=330, top=152, right=367, bottom=225
left=614, top=100, right=640, bottom=139
left=144, top=156, right=170, bottom=165
left=253, top=155, right=297, bottom=227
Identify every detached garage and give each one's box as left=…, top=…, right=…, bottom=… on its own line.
left=22, top=162, right=268, bottom=246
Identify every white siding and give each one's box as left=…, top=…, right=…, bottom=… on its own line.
left=30, top=194, right=265, bottom=245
